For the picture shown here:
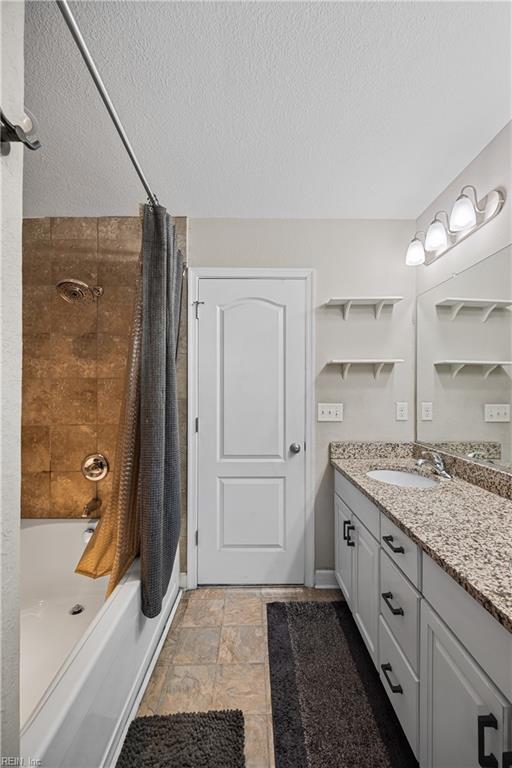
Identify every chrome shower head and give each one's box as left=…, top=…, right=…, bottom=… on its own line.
left=56, top=279, right=103, bottom=303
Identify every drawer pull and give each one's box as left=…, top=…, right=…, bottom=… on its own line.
left=343, top=519, right=350, bottom=541
left=380, top=663, right=403, bottom=694
left=346, top=524, right=355, bottom=547
left=381, top=591, right=404, bottom=616
left=477, top=714, right=498, bottom=768
left=383, top=534, right=405, bottom=554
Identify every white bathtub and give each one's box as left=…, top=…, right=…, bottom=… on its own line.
left=20, top=518, right=180, bottom=768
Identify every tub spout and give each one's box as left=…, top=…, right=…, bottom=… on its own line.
left=82, top=496, right=102, bottom=518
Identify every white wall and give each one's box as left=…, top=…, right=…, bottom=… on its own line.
left=189, top=219, right=416, bottom=568
left=0, top=0, right=24, bottom=756
left=416, top=121, right=512, bottom=295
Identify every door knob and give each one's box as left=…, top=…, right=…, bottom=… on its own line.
left=290, top=442, right=302, bottom=454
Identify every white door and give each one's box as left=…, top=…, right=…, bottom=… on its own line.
left=351, top=513, right=379, bottom=664
left=334, top=494, right=353, bottom=604
left=420, top=601, right=511, bottom=768
left=196, top=276, right=308, bottom=584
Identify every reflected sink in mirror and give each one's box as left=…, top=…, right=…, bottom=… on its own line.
left=366, top=469, right=439, bottom=489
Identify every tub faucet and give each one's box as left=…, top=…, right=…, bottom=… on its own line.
left=416, top=450, right=452, bottom=480
left=82, top=496, right=102, bottom=518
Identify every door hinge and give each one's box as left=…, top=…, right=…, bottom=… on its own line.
left=193, top=300, right=205, bottom=319
left=195, top=416, right=199, bottom=432
left=195, top=530, right=198, bottom=546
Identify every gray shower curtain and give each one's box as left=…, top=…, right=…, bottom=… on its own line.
left=139, top=204, right=183, bottom=618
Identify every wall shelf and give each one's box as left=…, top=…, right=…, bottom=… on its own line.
left=326, top=296, right=403, bottom=320
left=327, top=359, right=404, bottom=381
left=436, top=297, right=512, bottom=322
left=434, top=360, right=512, bottom=379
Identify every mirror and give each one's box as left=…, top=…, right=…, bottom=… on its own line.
left=416, top=245, right=512, bottom=469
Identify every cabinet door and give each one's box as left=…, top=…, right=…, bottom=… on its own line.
left=334, top=494, right=352, bottom=604
left=351, top=514, right=379, bottom=664
left=420, top=601, right=511, bottom=768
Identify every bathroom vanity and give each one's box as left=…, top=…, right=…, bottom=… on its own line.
left=332, top=450, right=512, bottom=768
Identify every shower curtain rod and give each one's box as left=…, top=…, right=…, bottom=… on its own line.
left=55, top=0, right=159, bottom=207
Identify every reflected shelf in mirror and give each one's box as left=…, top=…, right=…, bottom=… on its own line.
left=435, top=297, right=512, bottom=322
left=434, top=360, right=512, bottom=379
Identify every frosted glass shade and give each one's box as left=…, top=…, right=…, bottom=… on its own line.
left=449, top=194, right=476, bottom=231
left=406, top=237, right=425, bottom=266
left=425, top=220, right=448, bottom=251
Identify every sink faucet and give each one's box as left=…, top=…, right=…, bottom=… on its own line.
left=416, top=450, right=452, bottom=480
left=82, top=495, right=102, bottom=518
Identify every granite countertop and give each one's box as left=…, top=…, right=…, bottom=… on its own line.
left=331, top=456, right=512, bottom=634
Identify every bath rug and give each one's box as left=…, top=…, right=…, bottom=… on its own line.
left=267, top=601, right=418, bottom=768
left=116, top=709, right=245, bottom=768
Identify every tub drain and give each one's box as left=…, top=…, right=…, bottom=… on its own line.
left=69, top=603, right=85, bottom=615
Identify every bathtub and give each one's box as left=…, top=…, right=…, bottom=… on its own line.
left=20, top=518, right=180, bottom=768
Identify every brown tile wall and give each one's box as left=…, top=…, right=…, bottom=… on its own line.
left=21, top=216, right=188, bottom=568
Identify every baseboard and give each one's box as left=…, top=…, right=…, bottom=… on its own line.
left=179, top=572, right=188, bottom=589
left=314, top=569, right=338, bottom=589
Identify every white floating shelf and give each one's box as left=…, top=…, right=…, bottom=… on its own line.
left=436, top=297, right=512, bottom=322
left=326, top=296, right=403, bottom=320
left=327, top=359, right=404, bottom=381
left=434, top=360, right=512, bottom=380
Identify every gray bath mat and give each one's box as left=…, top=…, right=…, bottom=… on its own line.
left=116, top=709, right=245, bottom=768
left=267, top=601, right=418, bottom=768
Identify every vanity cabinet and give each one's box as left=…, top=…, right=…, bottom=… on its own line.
left=420, top=601, right=511, bottom=768
left=334, top=494, right=353, bottom=605
left=351, top=514, right=379, bottom=663
left=333, top=468, right=512, bottom=766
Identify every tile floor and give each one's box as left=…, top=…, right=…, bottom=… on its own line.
left=138, top=586, right=343, bottom=768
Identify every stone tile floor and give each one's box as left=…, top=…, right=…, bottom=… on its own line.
left=138, top=586, right=342, bottom=768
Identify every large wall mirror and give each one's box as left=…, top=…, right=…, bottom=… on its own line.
left=416, top=244, right=512, bottom=469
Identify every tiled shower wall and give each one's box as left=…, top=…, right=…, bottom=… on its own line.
left=21, top=216, right=188, bottom=567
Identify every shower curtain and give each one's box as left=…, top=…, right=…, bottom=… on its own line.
left=76, top=205, right=183, bottom=618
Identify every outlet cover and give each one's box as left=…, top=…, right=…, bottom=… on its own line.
left=317, top=403, right=343, bottom=422
left=484, top=404, right=511, bottom=422
left=395, top=402, right=408, bottom=421
left=421, top=402, right=433, bottom=421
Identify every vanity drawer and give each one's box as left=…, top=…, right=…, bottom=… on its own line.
left=334, top=469, right=380, bottom=540
left=379, top=615, right=419, bottom=758
left=380, top=551, right=420, bottom=673
left=381, top=515, right=421, bottom=588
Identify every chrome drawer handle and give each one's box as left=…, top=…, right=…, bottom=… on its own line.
left=383, top=534, right=405, bottom=554
left=381, top=663, right=403, bottom=694
left=381, top=591, right=404, bottom=616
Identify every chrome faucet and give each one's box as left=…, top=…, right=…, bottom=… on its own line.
left=82, top=495, right=102, bottom=518
left=416, top=450, right=452, bottom=480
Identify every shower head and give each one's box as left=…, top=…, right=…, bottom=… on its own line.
left=56, top=279, right=103, bottom=303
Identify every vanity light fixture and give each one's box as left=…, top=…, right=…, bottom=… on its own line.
left=405, top=233, right=426, bottom=266
left=405, top=185, right=505, bottom=266
left=425, top=212, right=451, bottom=251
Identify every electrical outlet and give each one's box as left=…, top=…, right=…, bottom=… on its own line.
left=395, top=402, right=408, bottom=421
left=484, top=404, right=510, bottom=422
left=317, top=403, right=343, bottom=422
left=421, top=402, right=433, bottom=421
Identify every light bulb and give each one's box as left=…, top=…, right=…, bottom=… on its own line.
left=425, top=220, right=448, bottom=251
left=405, top=237, right=425, bottom=266
left=449, top=194, right=476, bottom=231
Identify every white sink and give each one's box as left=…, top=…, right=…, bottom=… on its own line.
left=366, top=469, right=439, bottom=489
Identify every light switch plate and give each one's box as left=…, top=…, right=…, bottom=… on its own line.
left=317, top=403, right=343, bottom=422
left=395, top=402, right=408, bottom=421
left=421, top=402, right=433, bottom=421
left=484, top=404, right=510, bottom=422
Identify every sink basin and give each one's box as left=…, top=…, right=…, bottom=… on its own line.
left=366, top=469, right=439, bottom=489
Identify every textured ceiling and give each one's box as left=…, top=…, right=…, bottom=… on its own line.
left=24, top=1, right=511, bottom=218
